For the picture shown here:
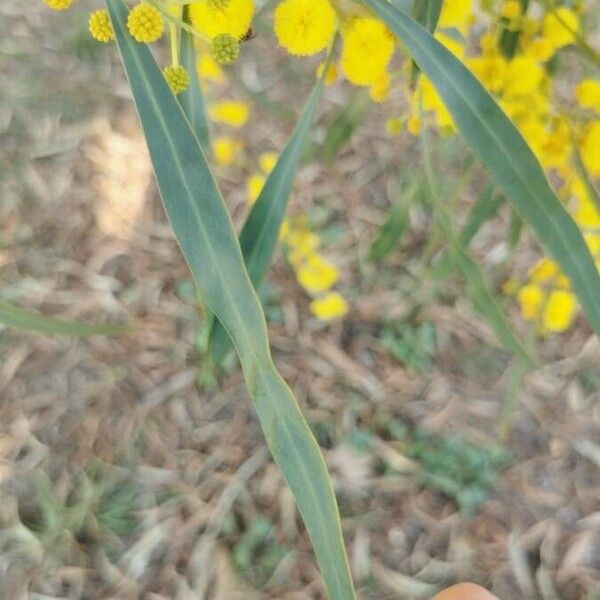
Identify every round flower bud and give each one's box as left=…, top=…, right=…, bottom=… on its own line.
left=89, top=10, right=114, bottom=43
left=43, top=0, right=73, bottom=10
left=127, top=3, right=164, bottom=44
left=164, top=65, right=190, bottom=95
left=211, top=33, right=240, bottom=65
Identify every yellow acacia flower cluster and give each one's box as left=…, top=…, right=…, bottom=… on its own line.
left=280, top=218, right=348, bottom=321
left=197, top=50, right=348, bottom=322
left=42, top=0, right=598, bottom=333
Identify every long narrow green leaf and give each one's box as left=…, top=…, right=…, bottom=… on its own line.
left=432, top=184, right=505, bottom=280
left=362, top=0, right=600, bottom=335
left=410, top=0, right=443, bottom=85
left=322, top=92, right=369, bottom=164
left=209, top=48, right=333, bottom=363
left=367, top=179, right=417, bottom=262
left=499, top=0, right=530, bottom=59
left=419, top=126, right=534, bottom=366
left=459, top=185, right=505, bottom=247
left=104, top=2, right=355, bottom=598
left=178, top=7, right=210, bottom=152
left=414, top=0, right=443, bottom=33
left=0, top=299, right=128, bottom=336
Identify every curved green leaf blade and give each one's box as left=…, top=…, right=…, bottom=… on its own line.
left=419, top=126, right=534, bottom=366
left=178, top=8, right=210, bottom=152
left=0, top=299, right=128, bottom=336
left=209, top=51, right=332, bottom=363
left=363, top=0, right=600, bottom=335
left=104, top=2, right=355, bottom=598
left=414, top=0, right=443, bottom=33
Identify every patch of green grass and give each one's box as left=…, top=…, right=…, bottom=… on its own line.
left=379, top=320, right=437, bottom=372
left=232, top=517, right=291, bottom=588
left=20, top=467, right=142, bottom=561
left=387, top=420, right=513, bottom=514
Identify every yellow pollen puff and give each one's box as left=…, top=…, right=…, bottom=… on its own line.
left=197, top=53, right=225, bottom=83
left=259, top=152, right=278, bottom=174
left=274, top=0, right=337, bottom=56
left=575, top=79, right=600, bottom=113
left=247, top=173, right=266, bottom=204
left=517, top=283, right=543, bottom=320
left=190, top=0, right=255, bottom=40
left=370, top=71, right=391, bottom=103
left=297, top=253, right=339, bottom=294
left=341, top=17, right=395, bottom=86
left=43, top=0, right=73, bottom=10
left=214, top=136, right=243, bottom=166
left=501, top=0, right=521, bottom=20
left=542, top=7, right=579, bottom=50
left=127, top=3, right=164, bottom=43
left=209, top=100, right=249, bottom=128
left=541, top=290, right=577, bottom=333
left=89, top=9, right=114, bottom=43
left=310, top=292, right=348, bottom=321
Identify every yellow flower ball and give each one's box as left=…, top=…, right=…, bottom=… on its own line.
left=43, top=0, right=73, bottom=10
left=259, top=152, right=278, bottom=174
left=575, top=79, right=600, bottom=113
left=501, top=0, right=521, bottom=20
left=164, top=65, right=190, bottom=95
left=197, top=53, right=225, bottom=83
left=541, top=290, right=577, bottom=333
left=369, top=71, right=391, bottom=103
left=89, top=9, right=114, bottom=43
left=310, top=292, right=348, bottom=321
left=212, top=33, right=240, bottom=65
left=190, top=0, right=254, bottom=40
left=438, top=0, right=472, bottom=33
left=341, top=17, right=395, bottom=86
left=127, top=3, right=164, bottom=43
left=503, top=56, right=544, bottom=97
left=209, top=101, right=249, bottom=128
left=297, top=253, right=339, bottom=294
left=247, top=173, right=266, bottom=204
left=518, top=283, right=543, bottom=320
left=467, top=55, right=507, bottom=93
left=214, top=136, right=243, bottom=166
left=542, top=7, right=579, bottom=50
left=274, top=0, right=337, bottom=56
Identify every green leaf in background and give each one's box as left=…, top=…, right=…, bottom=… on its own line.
left=367, top=179, right=416, bottom=262
left=431, top=184, right=505, bottom=280
left=414, top=0, right=443, bottom=33
left=410, top=0, right=443, bottom=83
left=209, top=45, right=334, bottom=363
left=178, top=7, right=210, bottom=152
left=0, top=299, right=128, bottom=336
left=459, top=185, right=505, bottom=248
left=362, top=0, right=600, bottom=336
left=499, top=0, right=530, bottom=59
left=104, top=2, right=355, bottom=598
left=322, top=92, right=369, bottom=164
left=420, top=123, right=534, bottom=366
